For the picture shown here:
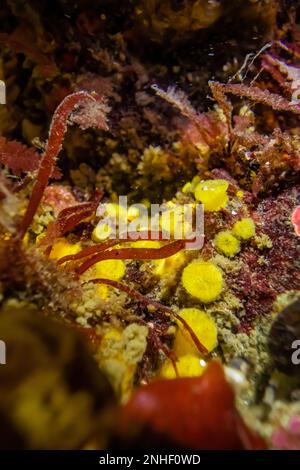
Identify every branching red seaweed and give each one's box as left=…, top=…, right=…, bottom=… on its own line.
left=18, top=91, right=109, bottom=240
left=209, top=81, right=300, bottom=115
left=41, top=189, right=103, bottom=247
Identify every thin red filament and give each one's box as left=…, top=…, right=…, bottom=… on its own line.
left=85, top=278, right=208, bottom=355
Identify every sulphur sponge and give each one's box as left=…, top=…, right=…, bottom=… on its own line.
left=233, top=217, right=256, bottom=240
left=175, top=307, right=217, bottom=356
left=194, top=179, right=229, bottom=212
left=160, top=354, right=206, bottom=379
left=214, top=230, right=240, bottom=258
left=182, top=260, right=223, bottom=303
left=93, top=259, right=126, bottom=281
left=50, top=239, right=81, bottom=260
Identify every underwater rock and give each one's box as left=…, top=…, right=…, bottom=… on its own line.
left=268, top=298, right=300, bottom=376
left=132, top=0, right=277, bottom=45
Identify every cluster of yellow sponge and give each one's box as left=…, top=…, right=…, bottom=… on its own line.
left=214, top=218, right=256, bottom=258
left=49, top=237, right=126, bottom=299
left=159, top=254, right=222, bottom=379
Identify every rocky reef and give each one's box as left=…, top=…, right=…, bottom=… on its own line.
left=0, top=0, right=300, bottom=450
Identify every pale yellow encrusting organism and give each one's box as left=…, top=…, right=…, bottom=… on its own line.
left=97, top=323, right=149, bottom=402
left=91, top=259, right=126, bottom=299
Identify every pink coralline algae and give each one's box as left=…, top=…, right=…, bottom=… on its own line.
left=229, top=187, right=300, bottom=331
left=272, top=416, right=300, bottom=450
left=292, top=206, right=300, bottom=236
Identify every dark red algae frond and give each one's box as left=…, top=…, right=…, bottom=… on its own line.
left=56, top=231, right=171, bottom=265
left=76, top=240, right=186, bottom=275
left=84, top=278, right=208, bottom=355
left=41, top=189, right=103, bottom=248
left=18, top=91, right=108, bottom=240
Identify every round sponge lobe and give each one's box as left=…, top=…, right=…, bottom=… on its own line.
left=214, top=230, right=240, bottom=258
left=194, top=179, right=229, bottom=212
left=175, top=307, right=218, bottom=356
left=182, top=260, right=223, bottom=303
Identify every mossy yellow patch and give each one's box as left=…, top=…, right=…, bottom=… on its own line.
left=182, top=260, right=223, bottom=303
left=194, top=179, right=229, bottom=211
left=86, top=259, right=126, bottom=300
left=130, top=240, right=186, bottom=278
left=91, top=259, right=126, bottom=299
left=99, top=328, right=123, bottom=359
left=214, top=230, right=240, bottom=258
left=49, top=239, right=81, bottom=260
left=97, top=285, right=110, bottom=299
left=160, top=354, right=206, bottom=379
left=98, top=324, right=148, bottom=401
left=175, top=308, right=217, bottom=355
left=233, top=218, right=256, bottom=240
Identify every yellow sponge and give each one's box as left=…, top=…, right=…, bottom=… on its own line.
left=175, top=307, right=218, bottom=355
left=49, top=239, right=81, bottom=260
left=194, top=179, right=229, bottom=212
left=93, top=259, right=126, bottom=281
left=214, top=230, right=240, bottom=258
left=90, top=259, right=126, bottom=299
left=233, top=217, right=256, bottom=240
left=160, top=354, right=206, bottom=379
left=182, top=260, right=223, bottom=303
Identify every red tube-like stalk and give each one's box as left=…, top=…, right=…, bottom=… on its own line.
left=77, top=240, right=186, bottom=275
left=18, top=91, right=106, bottom=239
left=57, top=231, right=179, bottom=266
